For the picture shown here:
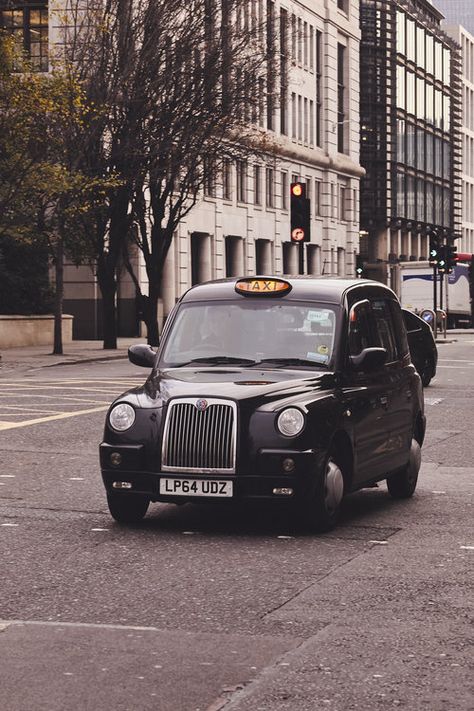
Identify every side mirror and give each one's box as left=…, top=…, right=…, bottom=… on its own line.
left=128, top=344, right=156, bottom=368
left=350, top=347, right=387, bottom=372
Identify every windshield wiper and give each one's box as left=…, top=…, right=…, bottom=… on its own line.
left=171, top=356, right=258, bottom=367
left=257, top=357, right=326, bottom=368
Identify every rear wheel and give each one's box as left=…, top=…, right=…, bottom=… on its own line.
left=420, top=358, right=434, bottom=387
left=107, top=493, right=150, bottom=523
left=387, top=438, right=421, bottom=499
left=302, top=454, right=345, bottom=532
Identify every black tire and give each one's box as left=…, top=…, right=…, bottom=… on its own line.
left=387, top=438, right=421, bottom=499
left=301, top=454, right=345, bottom=532
left=420, top=359, right=434, bottom=388
left=107, top=493, right=150, bottom=523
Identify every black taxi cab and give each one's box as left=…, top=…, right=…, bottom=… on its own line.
left=100, top=277, right=425, bottom=531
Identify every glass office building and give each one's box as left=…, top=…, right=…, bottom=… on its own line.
left=434, top=0, right=474, bottom=35
left=359, top=0, right=462, bottom=279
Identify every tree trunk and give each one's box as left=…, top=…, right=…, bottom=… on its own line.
left=97, top=255, right=118, bottom=349
left=52, top=233, right=64, bottom=355
left=140, top=289, right=159, bottom=346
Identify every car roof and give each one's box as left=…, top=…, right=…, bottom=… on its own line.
left=180, top=276, right=396, bottom=306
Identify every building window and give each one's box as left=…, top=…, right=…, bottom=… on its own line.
left=339, top=186, right=348, bottom=221
left=291, top=92, right=297, bottom=139
left=337, top=0, right=348, bottom=13
left=1, top=2, right=49, bottom=72
left=316, top=30, right=322, bottom=147
left=254, top=164, right=261, bottom=205
left=315, top=180, right=321, bottom=216
left=223, top=161, right=232, bottom=201
left=204, top=159, right=216, bottom=198
left=281, top=171, right=288, bottom=210
left=266, top=167, right=275, bottom=208
left=280, top=8, right=288, bottom=135
left=337, top=43, right=346, bottom=153
left=236, top=160, right=247, bottom=203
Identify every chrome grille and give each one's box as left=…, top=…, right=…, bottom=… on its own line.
left=162, top=398, right=237, bottom=473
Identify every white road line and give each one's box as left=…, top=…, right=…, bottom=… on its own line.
left=438, top=359, right=474, bottom=364
left=0, top=619, right=166, bottom=632
left=0, top=394, right=109, bottom=404
left=0, top=405, right=108, bottom=431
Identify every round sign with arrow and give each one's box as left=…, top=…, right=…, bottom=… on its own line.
left=291, top=228, right=305, bottom=242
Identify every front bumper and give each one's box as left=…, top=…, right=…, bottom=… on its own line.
left=100, top=443, right=324, bottom=503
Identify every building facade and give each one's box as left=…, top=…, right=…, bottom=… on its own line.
left=442, top=21, right=474, bottom=256
left=1, top=0, right=364, bottom=339
left=359, top=0, right=462, bottom=287
left=434, top=0, right=474, bottom=36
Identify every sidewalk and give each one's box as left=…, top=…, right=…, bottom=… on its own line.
left=0, top=337, right=146, bottom=372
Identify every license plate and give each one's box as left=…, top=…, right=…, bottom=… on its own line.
left=159, top=478, right=233, bottom=498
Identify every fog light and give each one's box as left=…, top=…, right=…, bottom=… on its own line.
left=110, top=452, right=122, bottom=466
left=273, top=487, right=294, bottom=496
left=282, top=457, right=295, bottom=473
left=112, top=481, right=132, bottom=489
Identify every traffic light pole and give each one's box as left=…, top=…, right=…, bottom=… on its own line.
left=433, top=265, right=438, bottom=338
left=299, top=243, right=304, bottom=275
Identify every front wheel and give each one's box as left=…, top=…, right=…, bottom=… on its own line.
left=386, top=438, right=421, bottom=499
left=301, top=455, right=345, bottom=532
left=107, top=493, right=150, bottom=523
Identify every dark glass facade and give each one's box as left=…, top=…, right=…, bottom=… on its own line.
left=359, top=0, right=462, bottom=264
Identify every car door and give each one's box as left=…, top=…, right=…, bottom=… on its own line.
left=370, top=297, right=413, bottom=471
left=342, top=299, right=392, bottom=485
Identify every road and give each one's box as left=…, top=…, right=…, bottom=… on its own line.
left=0, top=336, right=473, bottom=711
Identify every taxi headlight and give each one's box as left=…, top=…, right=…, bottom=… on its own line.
left=277, top=408, right=305, bottom=437
left=109, top=403, right=136, bottom=431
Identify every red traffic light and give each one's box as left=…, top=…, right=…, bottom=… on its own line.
left=291, top=182, right=305, bottom=198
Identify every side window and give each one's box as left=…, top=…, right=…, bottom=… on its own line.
left=371, top=300, right=398, bottom=363
left=403, top=309, right=422, bottom=333
left=348, top=300, right=376, bottom=356
left=389, top=301, right=409, bottom=359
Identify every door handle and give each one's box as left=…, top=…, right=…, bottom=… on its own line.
left=379, top=395, right=389, bottom=408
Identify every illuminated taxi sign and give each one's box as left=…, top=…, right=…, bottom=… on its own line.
left=235, top=279, right=292, bottom=296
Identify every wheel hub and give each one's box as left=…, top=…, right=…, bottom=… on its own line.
left=325, top=460, right=344, bottom=514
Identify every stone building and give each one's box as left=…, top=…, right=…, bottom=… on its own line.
left=1, top=1, right=364, bottom=339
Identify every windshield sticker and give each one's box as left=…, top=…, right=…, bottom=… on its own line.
left=306, top=351, right=329, bottom=364
left=307, top=310, right=329, bottom=322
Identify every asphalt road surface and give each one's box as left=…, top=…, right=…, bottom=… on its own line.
left=0, top=335, right=473, bottom=711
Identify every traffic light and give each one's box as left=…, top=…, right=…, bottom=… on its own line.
left=446, top=243, right=457, bottom=273
left=355, top=254, right=365, bottom=278
left=436, top=244, right=447, bottom=274
left=290, top=182, right=311, bottom=243
left=429, top=234, right=440, bottom=267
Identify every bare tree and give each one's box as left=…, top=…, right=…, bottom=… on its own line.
left=60, top=0, right=282, bottom=347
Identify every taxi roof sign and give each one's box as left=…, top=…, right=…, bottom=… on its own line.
left=235, top=278, right=292, bottom=296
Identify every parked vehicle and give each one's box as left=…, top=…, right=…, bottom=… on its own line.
left=100, top=277, right=425, bottom=532
left=393, top=260, right=472, bottom=328
left=402, top=309, right=438, bottom=387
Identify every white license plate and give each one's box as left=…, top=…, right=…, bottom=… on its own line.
left=159, top=478, right=233, bottom=498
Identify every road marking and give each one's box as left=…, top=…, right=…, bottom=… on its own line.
left=438, top=359, right=474, bottom=364
left=0, top=405, right=108, bottom=431
left=437, top=365, right=472, bottom=369
left=424, top=398, right=444, bottom=405
left=0, top=619, right=168, bottom=632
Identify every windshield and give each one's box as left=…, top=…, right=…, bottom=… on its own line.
left=159, top=300, right=339, bottom=369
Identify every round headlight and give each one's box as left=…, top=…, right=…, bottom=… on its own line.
left=109, top=403, right=136, bottom=431
left=277, top=408, right=305, bottom=437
